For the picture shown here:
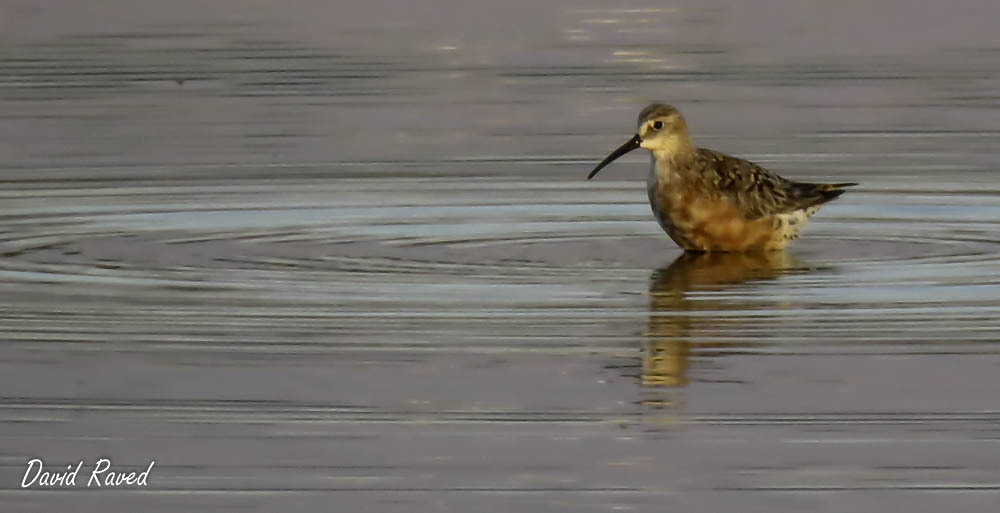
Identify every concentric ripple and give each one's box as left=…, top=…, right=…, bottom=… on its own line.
left=1, top=175, right=998, bottom=362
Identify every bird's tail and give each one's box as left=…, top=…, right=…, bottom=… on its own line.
left=815, top=182, right=858, bottom=203
left=789, top=181, right=858, bottom=208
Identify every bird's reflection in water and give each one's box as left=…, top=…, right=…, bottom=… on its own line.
left=641, top=251, right=809, bottom=405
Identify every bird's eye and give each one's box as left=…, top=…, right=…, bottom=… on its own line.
left=652, top=121, right=663, bottom=130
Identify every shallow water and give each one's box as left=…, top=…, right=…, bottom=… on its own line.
left=2, top=1, right=1000, bottom=511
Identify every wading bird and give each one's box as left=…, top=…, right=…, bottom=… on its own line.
left=588, top=104, right=856, bottom=252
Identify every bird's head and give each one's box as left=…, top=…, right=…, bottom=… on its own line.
left=587, top=103, right=693, bottom=180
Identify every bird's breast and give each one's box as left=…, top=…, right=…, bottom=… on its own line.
left=647, top=175, right=783, bottom=252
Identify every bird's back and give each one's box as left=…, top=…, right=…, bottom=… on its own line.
left=647, top=148, right=856, bottom=251
left=690, top=148, right=856, bottom=220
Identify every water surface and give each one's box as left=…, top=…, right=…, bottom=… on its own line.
left=1, top=1, right=1000, bottom=511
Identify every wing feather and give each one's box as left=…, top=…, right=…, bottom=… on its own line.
left=693, top=149, right=856, bottom=219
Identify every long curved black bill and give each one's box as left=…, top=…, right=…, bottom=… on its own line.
left=587, top=134, right=641, bottom=180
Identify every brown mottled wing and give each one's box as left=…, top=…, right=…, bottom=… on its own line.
left=693, top=148, right=856, bottom=219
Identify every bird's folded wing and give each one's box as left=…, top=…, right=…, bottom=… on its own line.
left=695, top=148, right=855, bottom=219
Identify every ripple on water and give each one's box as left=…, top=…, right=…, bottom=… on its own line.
left=0, top=177, right=998, bottom=363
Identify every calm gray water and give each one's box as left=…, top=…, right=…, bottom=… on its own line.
left=2, top=1, right=1000, bottom=511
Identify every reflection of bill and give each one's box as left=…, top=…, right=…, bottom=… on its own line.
left=21, top=458, right=154, bottom=488
left=642, top=252, right=805, bottom=391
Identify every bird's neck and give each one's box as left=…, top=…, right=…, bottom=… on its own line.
left=650, top=134, right=696, bottom=164
left=652, top=147, right=696, bottom=170
left=651, top=142, right=698, bottom=187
